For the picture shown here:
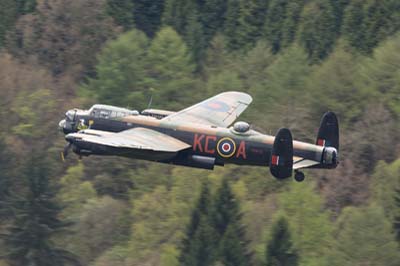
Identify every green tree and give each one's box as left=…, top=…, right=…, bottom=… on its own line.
left=83, top=29, right=149, bottom=107
left=264, top=0, right=305, bottom=53
left=2, top=155, right=81, bottom=266
left=222, top=0, right=241, bottom=50
left=329, top=205, right=400, bottom=266
left=298, top=1, right=337, bottom=61
left=0, top=0, right=17, bottom=48
left=7, top=0, right=119, bottom=77
left=371, top=159, right=400, bottom=220
left=0, top=140, right=13, bottom=220
left=225, top=0, right=269, bottom=51
left=306, top=48, right=369, bottom=124
left=133, top=0, right=165, bottom=37
left=162, top=0, right=189, bottom=34
left=57, top=163, right=97, bottom=217
left=250, top=46, right=311, bottom=133
left=106, top=0, right=135, bottom=29
left=180, top=181, right=216, bottom=266
left=394, top=189, right=400, bottom=242
left=265, top=216, right=298, bottom=266
left=342, top=0, right=400, bottom=54
left=183, top=0, right=207, bottom=63
left=0, top=0, right=35, bottom=48
left=145, top=27, right=195, bottom=109
left=200, top=0, right=227, bottom=43
left=211, top=179, right=250, bottom=265
left=277, top=181, right=333, bottom=266
left=360, top=34, right=400, bottom=115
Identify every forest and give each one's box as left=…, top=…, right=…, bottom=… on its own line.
left=0, top=0, right=399, bottom=265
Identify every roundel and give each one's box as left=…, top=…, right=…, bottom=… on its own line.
left=217, top=137, right=236, bottom=158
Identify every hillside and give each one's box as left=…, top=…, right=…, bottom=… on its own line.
left=0, top=0, right=399, bottom=265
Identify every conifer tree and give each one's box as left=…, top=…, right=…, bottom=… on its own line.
left=0, top=140, right=12, bottom=220
left=236, top=0, right=269, bottom=51
left=298, top=1, right=336, bottom=61
left=0, top=0, right=17, bottom=47
left=201, top=0, right=227, bottom=43
left=265, top=216, right=298, bottom=266
left=2, top=155, right=81, bottom=266
left=211, top=179, right=251, bottom=266
left=133, top=0, right=165, bottom=37
left=106, top=0, right=135, bottom=29
left=264, top=0, right=305, bottom=53
left=222, top=0, right=241, bottom=50
left=180, top=181, right=216, bottom=266
left=394, top=189, right=400, bottom=242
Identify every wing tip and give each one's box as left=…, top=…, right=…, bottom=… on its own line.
left=219, top=91, right=253, bottom=104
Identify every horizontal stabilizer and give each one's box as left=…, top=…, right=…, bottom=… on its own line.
left=270, top=128, right=293, bottom=179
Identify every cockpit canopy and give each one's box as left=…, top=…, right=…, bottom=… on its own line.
left=233, top=121, right=250, bottom=133
left=88, top=104, right=139, bottom=119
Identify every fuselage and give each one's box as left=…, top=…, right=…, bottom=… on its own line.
left=62, top=113, right=325, bottom=168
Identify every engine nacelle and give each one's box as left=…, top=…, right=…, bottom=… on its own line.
left=172, top=155, right=223, bottom=170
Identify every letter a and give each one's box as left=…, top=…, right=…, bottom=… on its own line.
left=236, top=141, right=247, bottom=159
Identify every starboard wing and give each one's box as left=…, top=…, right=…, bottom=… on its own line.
left=161, top=91, right=253, bottom=127
left=75, top=128, right=191, bottom=152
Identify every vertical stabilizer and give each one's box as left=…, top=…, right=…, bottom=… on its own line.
left=316, top=112, right=339, bottom=151
left=270, top=128, right=293, bottom=179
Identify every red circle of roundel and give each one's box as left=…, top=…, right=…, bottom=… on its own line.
left=222, top=143, right=231, bottom=152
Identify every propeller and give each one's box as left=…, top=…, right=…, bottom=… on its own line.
left=61, top=142, right=72, bottom=162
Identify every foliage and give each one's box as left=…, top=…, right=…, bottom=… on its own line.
left=265, top=216, right=298, bottom=266
left=329, top=205, right=400, bottom=266
left=2, top=155, right=80, bottom=266
left=83, top=28, right=149, bottom=107
left=277, top=181, right=333, bottom=266
left=7, top=0, right=119, bottom=77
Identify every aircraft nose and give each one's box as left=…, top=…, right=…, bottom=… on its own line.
left=59, top=119, right=66, bottom=132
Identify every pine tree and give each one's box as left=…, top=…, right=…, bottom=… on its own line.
left=263, top=0, right=306, bottom=53
left=236, top=0, right=269, bottom=51
left=222, top=0, right=241, bottom=50
left=133, top=0, right=165, bottom=37
left=0, top=140, right=12, bottom=220
left=2, top=155, right=81, bottom=266
left=0, top=0, right=18, bottom=47
left=265, top=216, right=298, bottom=266
left=211, top=179, right=251, bottom=265
left=298, top=1, right=337, bottom=61
left=201, top=0, right=227, bottom=43
left=106, top=0, right=135, bottom=29
left=394, top=189, right=400, bottom=242
left=180, top=181, right=216, bottom=266
left=162, top=0, right=190, bottom=34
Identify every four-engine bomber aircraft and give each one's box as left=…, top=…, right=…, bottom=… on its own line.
left=59, top=92, right=339, bottom=182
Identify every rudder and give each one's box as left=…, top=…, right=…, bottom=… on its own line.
left=316, top=112, right=339, bottom=151
left=270, top=128, right=293, bottom=179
